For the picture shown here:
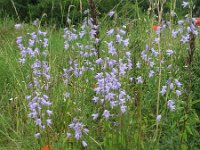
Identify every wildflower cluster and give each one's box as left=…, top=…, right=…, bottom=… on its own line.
left=62, top=18, right=100, bottom=86
left=92, top=28, right=132, bottom=120
left=67, top=118, right=89, bottom=147
left=62, top=17, right=100, bottom=145
left=13, top=4, right=200, bottom=149
left=16, top=24, right=52, bottom=138
left=137, top=21, right=185, bottom=123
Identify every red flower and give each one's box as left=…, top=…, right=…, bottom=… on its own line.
left=41, top=145, right=53, bottom=150
left=151, top=25, right=158, bottom=31
left=194, top=18, right=200, bottom=26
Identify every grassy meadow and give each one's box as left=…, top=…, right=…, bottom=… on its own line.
left=0, top=1, right=200, bottom=150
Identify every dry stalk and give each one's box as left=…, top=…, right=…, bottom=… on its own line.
left=88, top=0, right=100, bottom=58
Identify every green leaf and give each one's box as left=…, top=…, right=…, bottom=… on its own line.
left=186, top=125, right=193, bottom=135
left=192, top=100, right=200, bottom=105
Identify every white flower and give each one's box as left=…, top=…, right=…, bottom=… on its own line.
left=182, top=1, right=189, bottom=8
left=136, top=76, right=143, bottom=84
left=91, top=113, right=99, bottom=120
left=108, top=11, right=115, bottom=17
left=84, top=9, right=89, bottom=14
left=82, top=141, right=87, bottom=147
left=34, top=133, right=40, bottom=138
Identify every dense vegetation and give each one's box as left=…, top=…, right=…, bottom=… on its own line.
left=1, top=0, right=200, bottom=26
left=0, top=0, right=200, bottom=149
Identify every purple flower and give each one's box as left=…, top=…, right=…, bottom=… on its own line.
left=178, top=20, right=184, bottom=25
left=33, top=19, right=38, bottom=26
left=64, top=92, right=70, bottom=98
left=16, top=36, right=23, bottom=44
left=110, top=101, right=117, bottom=108
left=141, top=51, right=148, bottom=61
left=18, top=27, right=53, bottom=136
left=68, top=118, right=88, bottom=141
left=107, top=29, right=114, bottom=36
left=167, top=100, right=175, bottom=111
left=155, top=37, right=160, bottom=43
left=167, top=64, right=172, bottom=69
left=107, top=59, right=117, bottom=67
left=107, top=41, right=117, bottom=55
left=105, top=92, right=115, bottom=101
left=119, top=29, right=126, bottom=35
left=47, top=110, right=53, bottom=116
left=175, top=90, right=182, bottom=96
left=29, top=39, right=35, bottom=47
left=90, top=29, right=96, bottom=38
left=108, top=47, right=117, bottom=55
left=149, top=61, right=155, bottom=67
left=119, top=62, right=128, bottom=76
left=123, top=39, right=129, bottom=47
left=181, top=34, right=190, bottom=43
left=151, top=48, right=159, bottom=57
left=160, top=86, right=167, bottom=95
left=79, top=31, right=86, bottom=38
left=145, top=45, right=149, bottom=50
left=166, top=49, right=174, bottom=56
left=174, top=79, right=182, bottom=87
left=83, top=129, right=89, bottom=134
left=172, top=30, right=178, bottom=38
left=103, top=110, right=110, bottom=120
left=149, top=70, right=155, bottom=78
left=43, top=38, right=48, bottom=48
left=66, top=132, right=71, bottom=138
left=31, top=32, right=37, bottom=39
left=75, top=132, right=82, bottom=140
left=116, top=34, right=122, bottom=43
left=15, top=24, right=21, bottom=29
left=108, top=11, right=115, bottom=17
left=125, top=51, right=131, bottom=57
left=170, top=83, right=174, bottom=89
left=120, top=105, right=127, bottom=113
left=136, top=76, right=143, bottom=84
left=46, top=119, right=52, bottom=126
left=35, top=118, right=42, bottom=126
left=19, top=58, right=26, bottom=64
left=156, top=115, right=161, bottom=122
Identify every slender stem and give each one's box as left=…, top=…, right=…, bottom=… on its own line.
left=47, top=126, right=50, bottom=149
left=88, top=135, right=103, bottom=150
left=154, top=0, right=164, bottom=142
left=10, top=0, right=20, bottom=21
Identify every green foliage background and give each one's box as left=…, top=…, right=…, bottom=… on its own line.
left=1, top=0, right=199, bottom=26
